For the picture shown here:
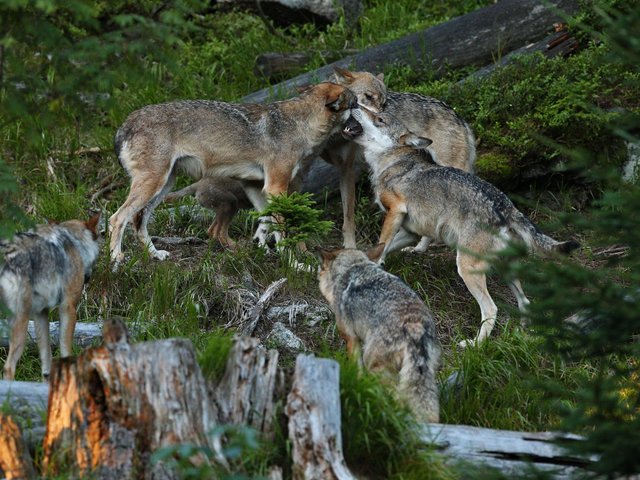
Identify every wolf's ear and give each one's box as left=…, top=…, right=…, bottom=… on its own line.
left=400, top=133, right=433, bottom=149
left=376, top=72, right=385, bottom=82
left=85, top=213, right=101, bottom=236
left=315, top=246, right=340, bottom=266
left=325, top=85, right=346, bottom=111
left=366, top=243, right=385, bottom=262
left=333, top=66, right=354, bottom=84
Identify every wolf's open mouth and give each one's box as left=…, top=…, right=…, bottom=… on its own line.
left=342, top=115, right=363, bottom=138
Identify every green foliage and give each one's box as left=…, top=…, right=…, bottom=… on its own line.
left=440, top=328, right=588, bottom=431
left=0, top=157, right=27, bottom=238
left=0, top=0, right=206, bottom=148
left=339, top=356, right=453, bottom=480
left=254, top=192, right=333, bottom=249
left=489, top=4, right=640, bottom=476
left=198, top=330, right=235, bottom=383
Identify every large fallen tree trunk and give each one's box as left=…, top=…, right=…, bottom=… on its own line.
left=241, top=0, right=579, bottom=104
left=422, top=423, right=595, bottom=479
left=0, top=320, right=103, bottom=349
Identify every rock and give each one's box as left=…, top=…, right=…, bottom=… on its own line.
left=268, top=322, right=306, bottom=352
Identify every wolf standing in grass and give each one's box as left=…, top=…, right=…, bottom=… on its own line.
left=318, top=244, right=440, bottom=422
left=343, top=107, right=580, bottom=347
left=109, top=83, right=356, bottom=264
left=0, top=215, right=101, bottom=381
left=330, top=68, right=476, bottom=251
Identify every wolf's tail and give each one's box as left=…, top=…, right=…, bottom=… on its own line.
left=163, top=182, right=199, bottom=204
left=399, top=329, right=441, bottom=423
left=510, top=210, right=580, bottom=255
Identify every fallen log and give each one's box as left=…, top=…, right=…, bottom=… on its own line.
left=0, top=380, right=48, bottom=452
left=241, top=0, right=579, bottom=104
left=422, top=423, right=595, bottom=479
left=0, top=412, right=36, bottom=480
left=42, top=317, right=218, bottom=479
left=286, top=355, right=355, bottom=480
left=0, top=320, right=103, bottom=349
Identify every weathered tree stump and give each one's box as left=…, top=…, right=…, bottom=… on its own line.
left=0, top=412, right=36, bottom=480
left=213, top=337, right=285, bottom=439
left=41, top=318, right=216, bottom=479
left=286, top=355, right=355, bottom=480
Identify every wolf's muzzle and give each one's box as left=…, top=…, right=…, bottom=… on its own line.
left=342, top=113, right=363, bottom=139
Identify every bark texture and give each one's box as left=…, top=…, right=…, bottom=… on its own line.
left=0, top=412, right=36, bottom=480
left=286, top=355, right=355, bottom=480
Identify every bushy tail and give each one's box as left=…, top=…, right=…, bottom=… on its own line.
left=163, top=182, right=199, bottom=204
left=510, top=210, right=580, bottom=255
left=399, top=331, right=441, bottom=423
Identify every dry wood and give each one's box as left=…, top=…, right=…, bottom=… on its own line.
left=242, top=278, right=287, bottom=336
left=0, top=380, right=48, bottom=453
left=213, top=337, right=284, bottom=439
left=0, top=320, right=104, bottom=349
left=0, top=412, right=36, bottom=480
left=241, top=0, right=579, bottom=104
left=42, top=318, right=217, bottom=479
left=422, top=423, right=595, bottom=479
left=286, top=355, right=355, bottom=480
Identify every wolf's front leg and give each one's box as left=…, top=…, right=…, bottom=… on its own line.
left=377, top=205, right=408, bottom=264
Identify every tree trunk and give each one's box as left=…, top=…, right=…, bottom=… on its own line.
left=240, top=0, right=579, bottom=104
left=42, top=319, right=216, bottom=479
left=0, top=320, right=104, bottom=349
left=286, top=355, right=355, bottom=480
left=0, top=412, right=36, bottom=480
left=213, top=337, right=285, bottom=439
left=422, top=423, right=596, bottom=479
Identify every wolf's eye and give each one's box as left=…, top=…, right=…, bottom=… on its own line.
left=365, top=93, right=373, bottom=101
left=376, top=116, right=386, bottom=125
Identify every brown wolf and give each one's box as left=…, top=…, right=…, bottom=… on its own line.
left=330, top=68, right=477, bottom=251
left=1, top=215, right=101, bottom=380
left=109, top=83, right=356, bottom=264
left=318, top=243, right=441, bottom=422
left=163, top=177, right=254, bottom=249
left=343, top=107, right=579, bottom=347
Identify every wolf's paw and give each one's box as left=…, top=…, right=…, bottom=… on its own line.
left=458, top=338, right=477, bottom=348
left=153, top=249, right=170, bottom=261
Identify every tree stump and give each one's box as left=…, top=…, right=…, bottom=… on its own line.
left=0, top=412, right=36, bottom=480
left=286, top=355, right=355, bottom=480
left=213, top=337, right=284, bottom=439
left=42, top=318, right=216, bottom=479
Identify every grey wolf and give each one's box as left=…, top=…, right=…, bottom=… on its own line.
left=318, top=243, right=441, bottom=422
left=0, top=215, right=101, bottom=380
left=343, top=107, right=579, bottom=347
left=163, top=177, right=253, bottom=249
left=331, top=68, right=477, bottom=252
left=109, top=83, right=356, bottom=264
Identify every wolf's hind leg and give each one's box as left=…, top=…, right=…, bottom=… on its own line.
left=456, top=251, right=497, bottom=348
left=34, top=310, right=52, bottom=380
left=507, top=278, right=530, bottom=326
left=133, top=172, right=176, bottom=260
left=3, top=300, right=30, bottom=380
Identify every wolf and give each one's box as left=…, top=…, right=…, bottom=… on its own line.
left=318, top=243, right=441, bottom=422
left=330, top=67, right=477, bottom=251
left=109, top=82, right=356, bottom=264
left=163, top=177, right=254, bottom=249
left=343, top=107, right=580, bottom=347
left=0, top=215, right=101, bottom=380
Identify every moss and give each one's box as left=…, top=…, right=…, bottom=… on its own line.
left=475, top=152, right=514, bottom=183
